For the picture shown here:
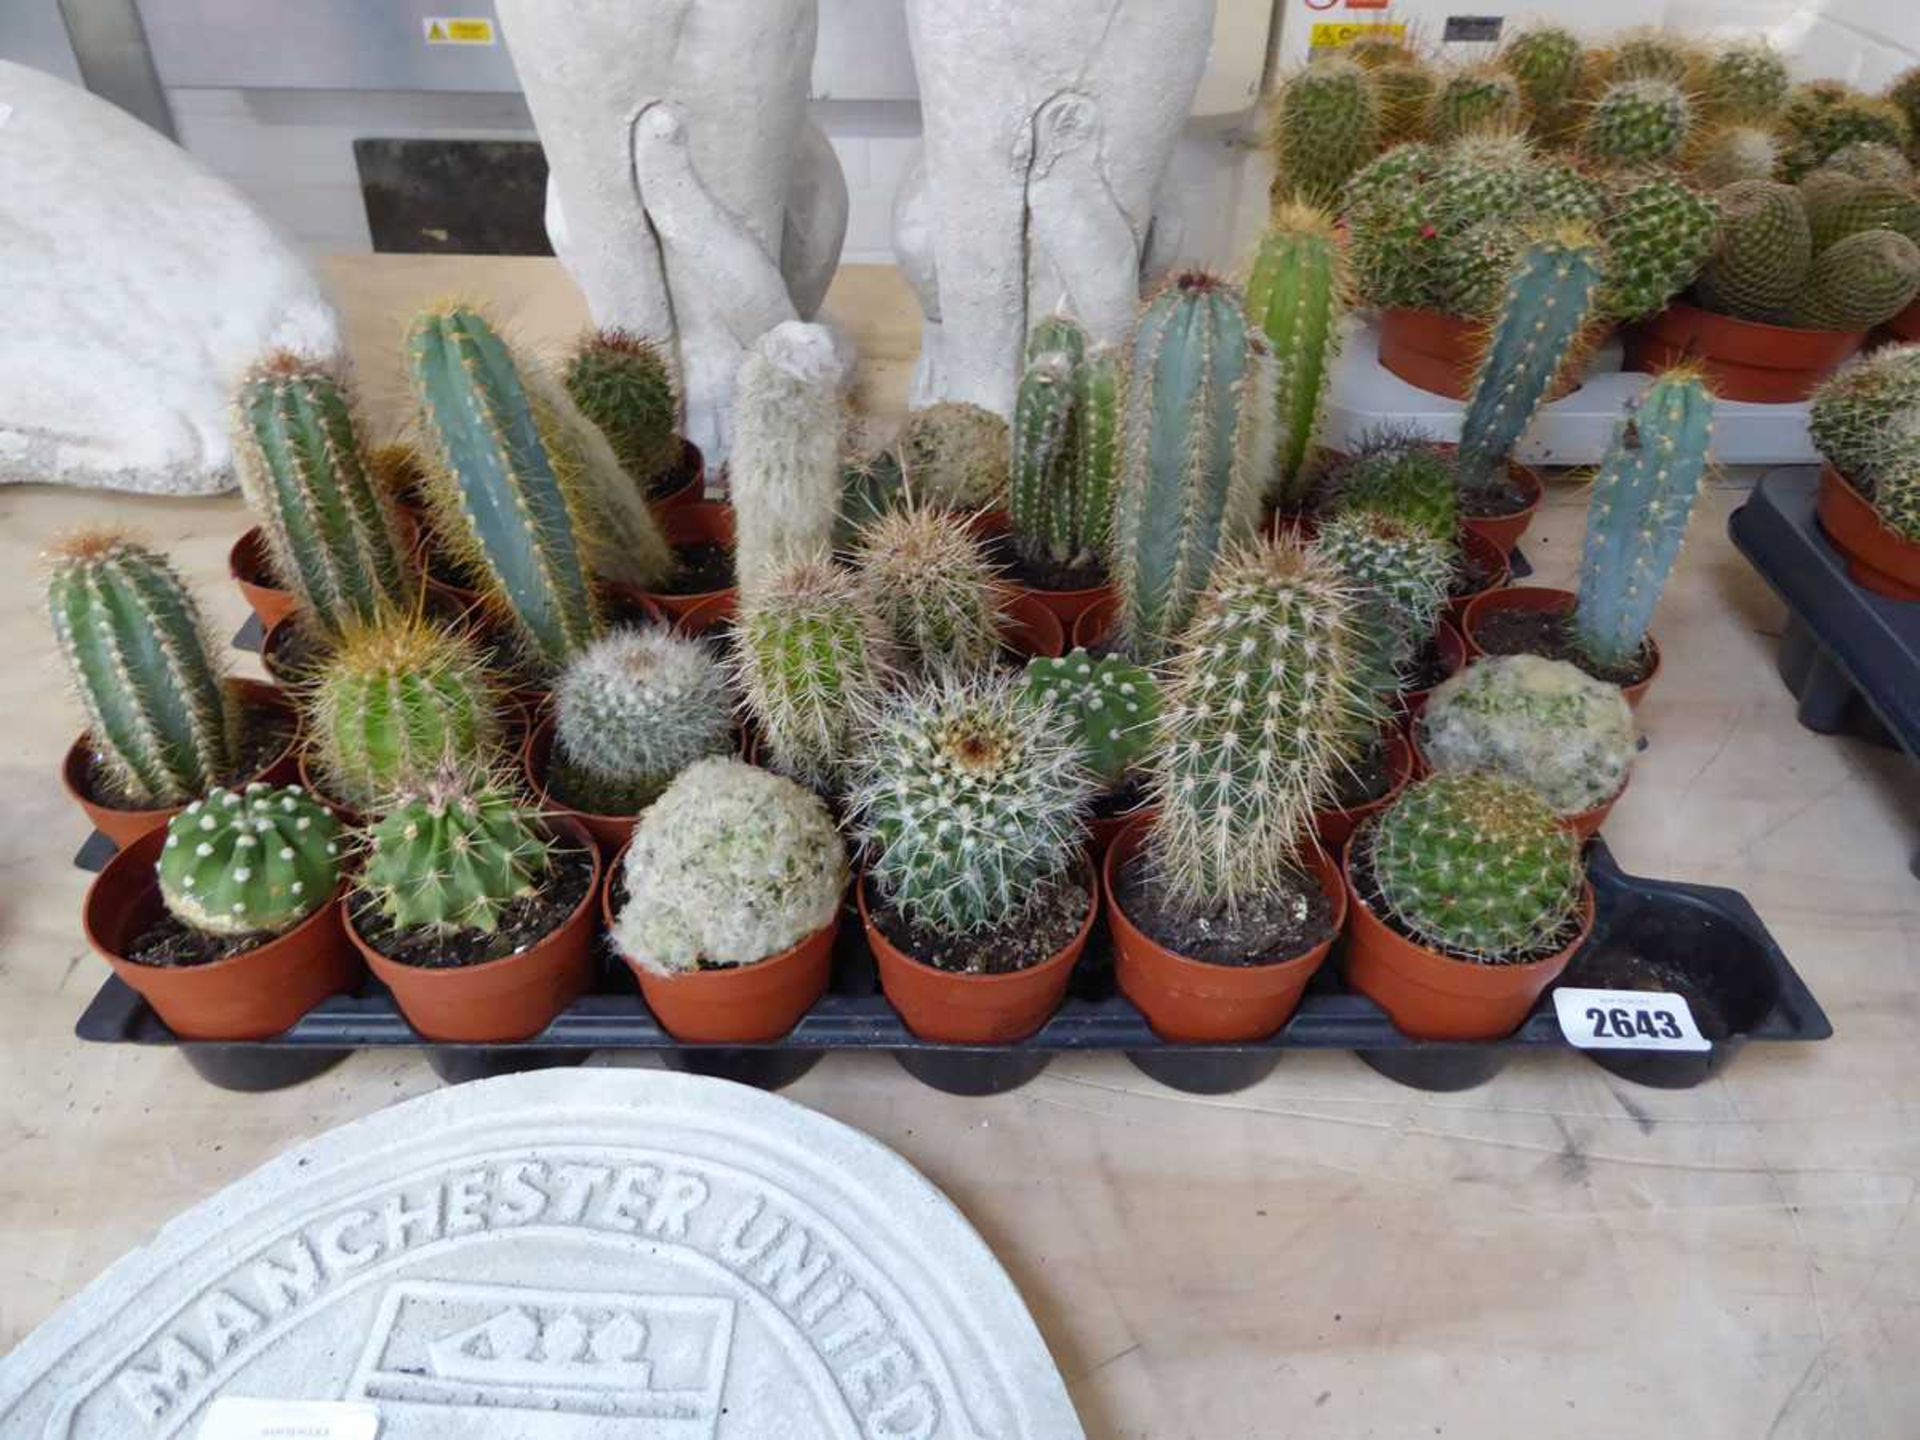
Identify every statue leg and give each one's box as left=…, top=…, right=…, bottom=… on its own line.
left=780, top=120, right=850, bottom=322
left=1025, top=90, right=1143, bottom=349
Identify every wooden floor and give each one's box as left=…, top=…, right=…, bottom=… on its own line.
left=2, top=259, right=1917, bottom=1439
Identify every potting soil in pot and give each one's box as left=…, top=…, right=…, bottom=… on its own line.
left=127, top=917, right=279, bottom=969
left=1114, top=854, right=1334, bottom=967
left=1350, top=846, right=1583, bottom=967
left=347, top=843, right=595, bottom=969
left=1474, top=609, right=1655, bottom=688
left=81, top=707, right=296, bottom=812
left=656, top=541, right=734, bottom=595
left=1091, top=773, right=1151, bottom=823
left=983, top=532, right=1108, bottom=595
left=1449, top=544, right=1501, bottom=601
left=1328, top=737, right=1397, bottom=811
left=1402, top=637, right=1454, bottom=694
left=1458, top=476, right=1534, bottom=519
left=869, top=873, right=1088, bottom=975
left=1563, top=949, right=1734, bottom=1041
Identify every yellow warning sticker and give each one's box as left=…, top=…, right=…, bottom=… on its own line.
left=1309, top=21, right=1408, bottom=52
left=422, top=17, right=496, bottom=45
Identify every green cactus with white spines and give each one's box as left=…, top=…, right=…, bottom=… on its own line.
left=1326, top=437, right=1458, bottom=542
left=1700, top=42, right=1789, bottom=123
left=735, top=556, right=892, bottom=791
left=894, top=402, right=1011, bottom=512
left=1023, top=649, right=1159, bottom=790
left=850, top=670, right=1094, bottom=941
left=1429, top=66, right=1523, bottom=141
left=1573, top=369, right=1714, bottom=675
left=1267, top=56, right=1382, bottom=209
left=1313, top=509, right=1455, bottom=679
left=1010, top=315, right=1119, bottom=571
left=1110, top=272, right=1269, bottom=661
left=1695, top=180, right=1811, bottom=319
left=1583, top=79, right=1693, bottom=167
left=1456, top=227, right=1605, bottom=493
left=1825, top=141, right=1913, bottom=185
left=47, top=533, right=236, bottom=808
left=1596, top=172, right=1719, bottom=324
left=854, top=505, right=1001, bottom=679
left=1247, top=202, right=1346, bottom=511
left=1809, top=346, right=1920, bottom=494
left=1791, top=229, right=1920, bottom=331
left=1365, top=772, right=1584, bottom=963
left=234, top=355, right=417, bottom=639
left=730, top=321, right=846, bottom=592
left=563, top=328, right=681, bottom=489
left=1690, top=125, right=1782, bottom=188
left=1500, top=26, right=1584, bottom=141
left=613, top=757, right=847, bottom=976
left=160, top=784, right=339, bottom=938
left=307, top=614, right=504, bottom=810
left=552, top=628, right=733, bottom=813
left=1801, top=173, right=1920, bottom=252
left=1422, top=655, right=1637, bottom=816
left=360, top=770, right=552, bottom=936
left=1782, top=87, right=1911, bottom=180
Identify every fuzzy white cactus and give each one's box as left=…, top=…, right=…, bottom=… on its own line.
left=553, top=627, right=734, bottom=809
left=613, top=757, right=848, bottom=976
left=728, top=321, right=846, bottom=592
left=853, top=504, right=1002, bottom=678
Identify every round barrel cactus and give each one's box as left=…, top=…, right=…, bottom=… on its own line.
left=360, top=772, right=552, bottom=935
left=1023, top=649, right=1159, bottom=790
left=553, top=628, right=734, bottom=812
left=1583, top=79, right=1692, bottom=167
left=1700, top=42, right=1790, bottom=123
left=1429, top=67, right=1523, bottom=141
left=894, top=402, right=1011, bottom=512
left=1500, top=26, right=1583, bottom=140
left=1809, top=346, right=1920, bottom=493
left=160, top=784, right=340, bottom=938
left=854, top=505, right=1001, bottom=679
left=1792, top=229, right=1920, bottom=331
left=1695, top=180, right=1811, bottom=320
left=563, top=328, right=681, bottom=487
left=1267, top=56, right=1382, bottom=209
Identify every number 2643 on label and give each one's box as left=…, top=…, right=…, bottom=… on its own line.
left=1552, top=988, right=1710, bottom=1052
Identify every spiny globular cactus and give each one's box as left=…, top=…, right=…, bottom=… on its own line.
left=1700, top=42, right=1790, bottom=123
left=1809, top=346, right=1920, bottom=492
left=1500, top=26, right=1584, bottom=141
left=1326, top=438, right=1459, bottom=541
left=1887, top=68, right=1920, bottom=154
left=48, top=533, right=236, bottom=808
left=1373, top=60, right=1437, bottom=146
left=735, top=557, right=892, bottom=791
left=234, top=354, right=418, bottom=638
left=1583, top=79, right=1693, bottom=167
left=563, top=328, right=681, bottom=488
left=1429, top=66, right=1523, bottom=141
left=850, top=671, right=1094, bottom=940
left=1573, top=369, right=1714, bottom=675
left=1110, top=272, right=1269, bottom=660
left=1792, top=229, right=1920, bottom=331
left=1365, top=772, right=1584, bottom=962
left=1824, top=141, right=1913, bottom=185
left=1695, top=180, right=1810, bottom=320
left=1147, top=539, right=1373, bottom=914
left=1011, top=315, right=1120, bottom=571
left=308, top=614, right=503, bottom=809
left=1312, top=509, right=1455, bottom=678
left=854, top=506, right=1001, bottom=679
left=893, top=402, right=1010, bottom=512
left=1783, top=87, right=1911, bottom=180
left=1690, top=125, right=1782, bottom=188
left=160, top=784, right=340, bottom=938
left=1596, top=172, right=1719, bottom=323
left=553, top=628, right=734, bottom=812
left=1422, top=654, right=1637, bottom=816
left=1246, top=203, right=1346, bottom=511
left=1457, top=227, right=1605, bottom=492
left=1267, top=57, right=1382, bottom=209
left=613, top=757, right=847, bottom=975
left=361, top=771, right=553, bottom=936
left=1801, top=172, right=1920, bottom=253
left=729, top=321, right=845, bottom=592
left=1023, top=650, right=1159, bottom=789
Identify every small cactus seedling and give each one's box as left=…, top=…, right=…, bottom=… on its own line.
left=1246, top=203, right=1347, bottom=510
left=613, top=757, right=847, bottom=976
left=1313, top=509, right=1455, bottom=679
left=553, top=628, right=733, bottom=813
left=1267, top=57, right=1383, bottom=209
left=47, top=532, right=236, bottom=808
left=729, top=321, right=846, bottom=592
left=893, top=402, right=1011, bottom=512
left=1422, top=654, right=1637, bottom=815
left=562, top=328, right=681, bottom=487
left=1023, top=650, right=1159, bottom=790
left=1808, top=346, right=1920, bottom=493
left=159, top=784, right=339, bottom=938
left=1010, top=315, right=1121, bottom=571
left=234, top=353, right=418, bottom=638
left=1583, top=79, right=1693, bottom=167
left=1573, top=369, right=1714, bottom=675
left=853, top=505, right=1001, bottom=679
left=1366, top=772, right=1585, bottom=962
left=360, top=770, right=552, bottom=935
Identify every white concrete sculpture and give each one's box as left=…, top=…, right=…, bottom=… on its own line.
left=893, top=0, right=1216, bottom=415
left=0, top=1070, right=1084, bottom=1438
left=0, top=61, right=340, bottom=495
left=495, top=0, right=850, bottom=467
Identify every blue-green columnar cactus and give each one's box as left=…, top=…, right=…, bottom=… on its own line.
left=47, top=532, right=236, bottom=808
left=1574, top=369, right=1714, bottom=674
left=360, top=770, right=552, bottom=935
left=553, top=627, right=734, bottom=812
left=1023, top=650, right=1159, bottom=789
left=1010, top=316, right=1120, bottom=572
left=159, top=784, right=339, bottom=938
left=1456, top=228, right=1604, bottom=492
left=1110, top=272, right=1269, bottom=660
left=1246, top=203, right=1346, bottom=510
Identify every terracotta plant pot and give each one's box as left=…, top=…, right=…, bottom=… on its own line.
left=996, top=585, right=1066, bottom=659
left=857, top=868, right=1095, bottom=1045
left=1447, top=527, right=1513, bottom=628
left=642, top=502, right=737, bottom=623
left=62, top=678, right=301, bottom=850
left=228, top=527, right=299, bottom=631
left=1088, top=801, right=1155, bottom=861
left=1626, top=300, right=1862, bottom=403
left=1815, top=464, right=1920, bottom=601
left=1007, top=577, right=1113, bottom=633
left=1886, top=295, right=1920, bottom=344
left=346, top=817, right=602, bottom=1043
left=1104, top=817, right=1345, bottom=1043
left=1408, top=727, right=1627, bottom=841
left=1071, top=592, right=1118, bottom=651
left=1462, top=585, right=1661, bottom=709
left=1342, top=840, right=1597, bottom=1041
left=1458, top=462, right=1545, bottom=558
left=673, top=590, right=737, bottom=637
left=1314, top=728, right=1414, bottom=853
left=522, top=715, right=643, bottom=859
left=1400, top=620, right=1468, bottom=720
left=647, top=438, right=707, bottom=513
left=259, top=612, right=311, bottom=686
left=83, top=829, right=362, bottom=1040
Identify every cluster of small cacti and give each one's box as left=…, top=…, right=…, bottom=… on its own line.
left=562, top=328, right=682, bottom=489
left=553, top=628, right=734, bottom=812
left=853, top=506, right=1002, bottom=679
left=1022, top=650, right=1158, bottom=790
left=1810, top=346, right=1920, bottom=541
left=360, top=769, right=552, bottom=936
left=729, top=321, right=846, bottom=592
left=1011, top=314, right=1121, bottom=572
left=1246, top=203, right=1347, bottom=510
left=1781, top=83, right=1912, bottom=181
left=159, top=784, right=340, bottom=938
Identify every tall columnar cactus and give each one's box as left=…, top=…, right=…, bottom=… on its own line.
left=1690, top=125, right=1782, bottom=188
left=47, top=533, right=235, bottom=808
left=1326, top=438, right=1459, bottom=541
left=553, top=628, right=734, bottom=812
left=1791, top=230, right=1920, bottom=331
left=1429, top=67, right=1523, bottom=141
left=893, top=402, right=1011, bottom=512
left=1700, top=42, right=1790, bottom=123
left=360, top=771, right=552, bottom=935
left=1365, top=773, right=1584, bottom=962
left=854, top=506, right=1001, bottom=679
left=234, top=354, right=417, bottom=638
left=562, top=328, right=681, bottom=487
left=1808, top=346, right=1920, bottom=491
left=1583, top=79, right=1693, bottom=167
left=1246, top=203, right=1346, bottom=510
left=1595, top=172, right=1719, bottom=323
left=1010, top=316, right=1120, bottom=571
left=849, top=671, right=1093, bottom=940
left=307, top=615, right=503, bottom=809
left=1456, top=228, right=1605, bottom=492
left=1573, top=369, right=1714, bottom=674
left=1023, top=650, right=1159, bottom=789
left=735, top=557, right=892, bottom=791
left=1695, top=180, right=1811, bottom=319
left=730, top=321, right=845, bottom=592
left=408, top=306, right=609, bottom=667
left=1267, top=57, right=1383, bottom=209
left=159, top=784, right=340, bottom=938
left=1500, top=26, right=1584, bottom=141
left=1313, top=510, right=1455, bottom=679
left=613, top=757, right=847, bottom=975
left=1110, top=273, right=1268, bottom=660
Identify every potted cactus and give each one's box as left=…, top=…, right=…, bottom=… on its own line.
left=82, top=783, right=359, bottom=1040
left=888, top=402, right=1011, bottom=515
left=1809, top=345, right=1920, bottom=598
left=1417, top=655, right=1638, bottom=839
left=1246, top=202, right=1346, bottom=519
left=50, top=533, right=300, bottom=848
left=608, top=757, right=847, bottom=1043
left=1499, top=25, right=1585, bottom=145
left=525, top=627, right=736, bottom=853
left=562, top=327, right=703, bottom=511
left=344, top=769, right=601, bottom=1043
left=1023, top=649, right=1159, bottom=856
left=1266, top=55, right=1384, bottom=210
left=853, top=505, right=1005, bottom=677
left=850, top=672, right=1097, bottom=1045
left=1344, top=773, right=1594, bottom=1040
left=1466, top=368, right=1714, bottom=705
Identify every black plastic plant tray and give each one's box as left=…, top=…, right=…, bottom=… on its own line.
left=74, top=841, right=1830, bottom=1098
